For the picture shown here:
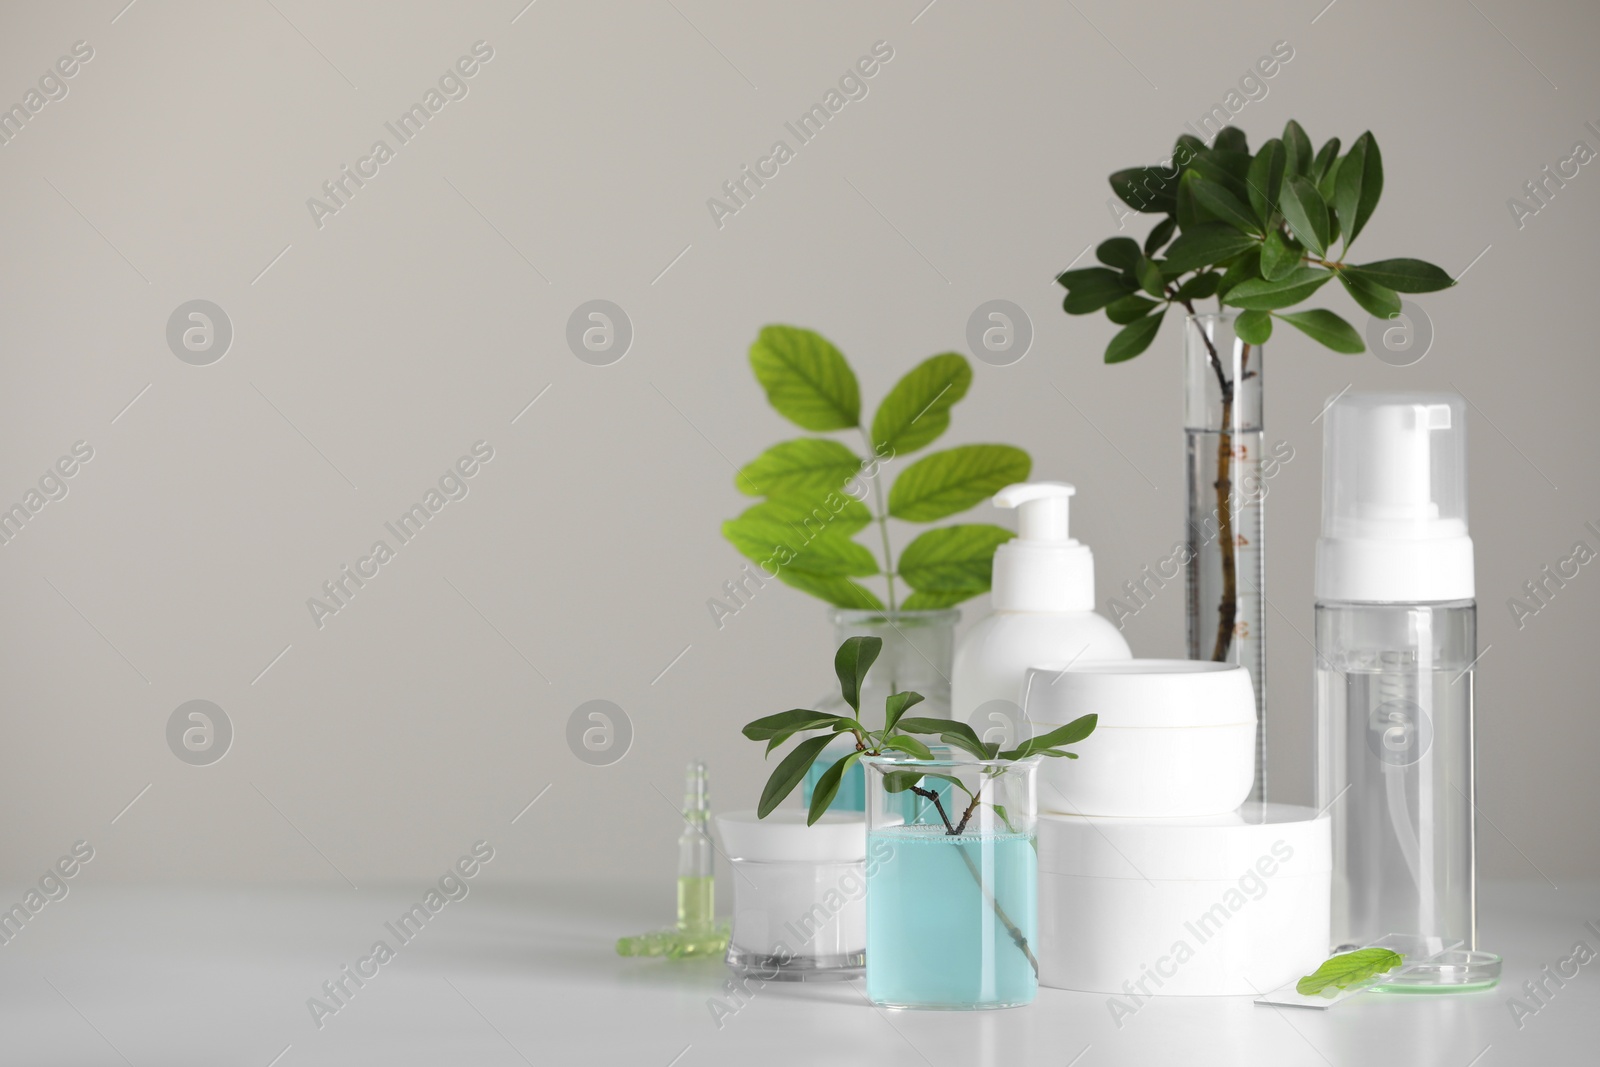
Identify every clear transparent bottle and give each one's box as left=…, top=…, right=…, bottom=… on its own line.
left=1315, top=600, right=1475, bottom=949
left=1313, top=393, right=1497, bottom=988
left=803, top=608, right=958, bottom=813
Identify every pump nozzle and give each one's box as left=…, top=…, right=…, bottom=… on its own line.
left=1315, top=392, right=1473, bottom=602
left=994, top=482, right=1076, bottom=542
left=990, top=482, right=1094, bottom=612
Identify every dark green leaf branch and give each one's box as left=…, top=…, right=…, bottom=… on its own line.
left=741, top=635, right=1097, bottom=827
left=1058, top=121, right=1455, bottom=364
left=743, top=635, right=1098, bottom=980
left=1057, top=122, right=1454, bottom=664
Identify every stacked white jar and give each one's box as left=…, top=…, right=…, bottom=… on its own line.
left=1023, top=659, right=1331, bottom=995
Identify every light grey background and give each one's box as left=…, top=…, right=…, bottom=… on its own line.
left=0, top=0, right=1594, bottom=899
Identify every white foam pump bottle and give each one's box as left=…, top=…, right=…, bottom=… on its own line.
left=952, top=482, right=1131, bottom=725
left=1313, top=392, right=1498, bottom=988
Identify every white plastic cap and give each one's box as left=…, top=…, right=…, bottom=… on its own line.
left=1315, top=392, right=1473, bottom=602
left=1023, top=659, right=1257, bottom=729
left=990, top=482, right=1095, bottom=612
left=715, top=811, right=866, bottom=863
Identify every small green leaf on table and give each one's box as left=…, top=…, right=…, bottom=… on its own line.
left=1296, top=948, right=1405, bottom=997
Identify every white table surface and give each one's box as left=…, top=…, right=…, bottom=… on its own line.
left=0, top=879, right=1593, bottom=1065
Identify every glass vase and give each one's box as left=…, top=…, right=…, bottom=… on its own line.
left=803, top=609, right=959, bottom=812
left=862, top=755, right=1039, bottom=1010
left=1184, top=312, right=1266, bottom=802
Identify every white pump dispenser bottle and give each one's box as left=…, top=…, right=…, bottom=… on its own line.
left=951, top=482, right=1131, bottom=722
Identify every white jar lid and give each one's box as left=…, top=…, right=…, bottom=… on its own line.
left=1024, top=658, right=1256, bottom=729
left=1038, top=803, right=1330, bottom=881
left=715, top=810, right=867, bottom=863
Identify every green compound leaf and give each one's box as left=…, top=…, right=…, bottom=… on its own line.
left=888, top=445, right=1031, bottom=522
left=722, top=515, right=878, bottom=578
left=897, top=523, right=1015, bottom=597
left=736, top=438, right=862, bottom=499
left=871, top=353, right=972, bottom=457
left=901, top=588, right=971, bottom=610
left=749, top=325, right=861, bottom=431
left=734, top=495, right=872, bottom=540
left=770, top=570, right=883, bottom=610
left=1296, top=948, right=1405, bottom=997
